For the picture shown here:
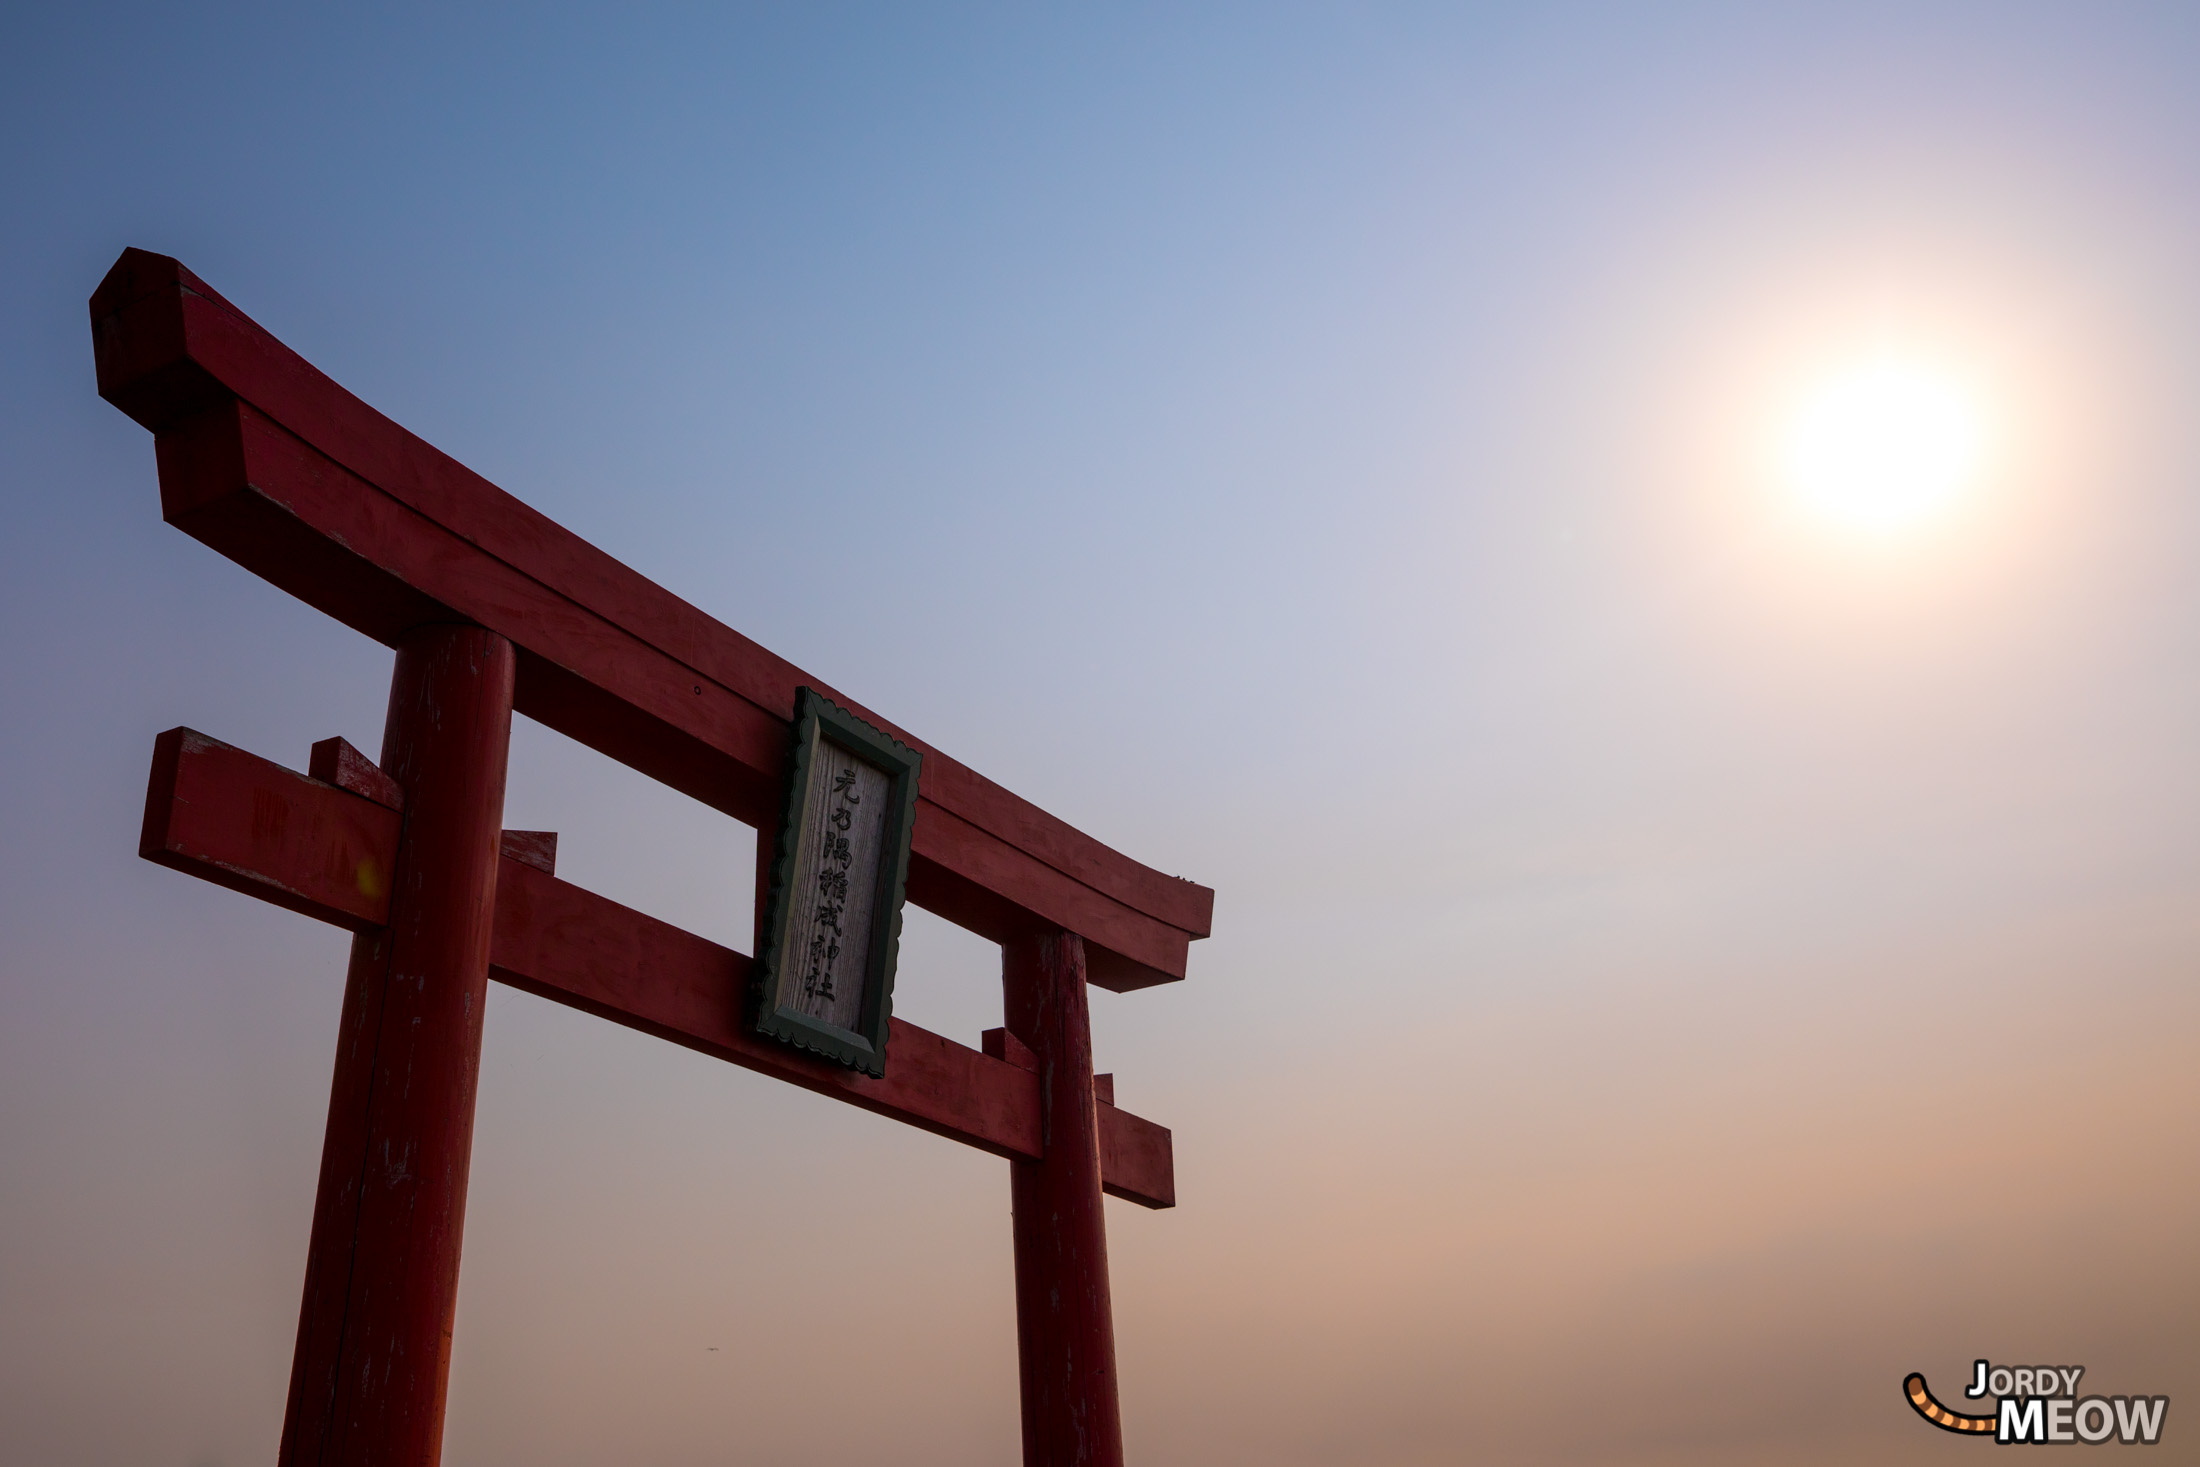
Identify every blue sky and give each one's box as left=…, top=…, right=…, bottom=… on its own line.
left=5, top=5, right=2200, bottom=1463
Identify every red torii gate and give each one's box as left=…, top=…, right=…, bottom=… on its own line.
left=91, top=248, right=1213, bottom=1467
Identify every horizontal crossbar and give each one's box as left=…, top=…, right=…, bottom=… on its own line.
left=93, top=250, right=1211, bottom=990
left=141, top=728, right=1175, bottom=1208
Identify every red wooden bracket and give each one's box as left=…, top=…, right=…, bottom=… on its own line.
left=498, top=830, right=557, bottom=874
left=91, top=250, right=1212, bottom=991
left=140, top=729, right=1174, bottom=1208
left=308, top=735, right=403, bottom=810
left=983, top=1027, right=1039, bottom=1072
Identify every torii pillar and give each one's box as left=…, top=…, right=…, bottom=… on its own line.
left=279, top=626, right=515, bottom=1467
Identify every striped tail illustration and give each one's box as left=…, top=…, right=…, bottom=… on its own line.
left=1905, top=1372, right=1997, bottom=1435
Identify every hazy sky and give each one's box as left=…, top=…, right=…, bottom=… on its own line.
left=5, top=5, right=2199, bottom=1464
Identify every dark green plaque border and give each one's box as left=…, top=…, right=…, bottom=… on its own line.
left=751, top=687, right=922, bottom=1076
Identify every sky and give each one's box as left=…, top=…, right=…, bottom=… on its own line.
left=4, top=4, right=2199, bottom=1464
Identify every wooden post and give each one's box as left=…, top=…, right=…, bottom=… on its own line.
left=278, top=624, right=516, bottom=1467
left=1004, top=930, right=1124, bottom=1467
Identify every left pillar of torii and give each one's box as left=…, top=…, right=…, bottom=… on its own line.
left=136, top=654, right=526, bottom=1467
left=280, top=627, right=515, bottom=1467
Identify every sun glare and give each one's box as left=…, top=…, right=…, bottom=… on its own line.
left=1779, top=356, right=1988, bottom=535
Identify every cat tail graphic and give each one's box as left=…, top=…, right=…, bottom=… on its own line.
left=1904, top=1373, right=1996, bottom=1435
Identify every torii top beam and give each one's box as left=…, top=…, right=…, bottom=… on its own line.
left=90, top=249, right=1213, bottom=991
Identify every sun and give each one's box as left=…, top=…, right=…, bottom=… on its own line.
left=1778, top=356, right=1989, bottom=535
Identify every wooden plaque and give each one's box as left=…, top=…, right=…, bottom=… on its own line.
left=753, top=688, right=922, bottom=1075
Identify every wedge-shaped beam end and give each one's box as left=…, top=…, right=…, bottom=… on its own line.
left=142, top=727, right=400, bottom=930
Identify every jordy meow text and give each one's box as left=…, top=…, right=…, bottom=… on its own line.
left=1962, top=1361, right=2166, bottom=1445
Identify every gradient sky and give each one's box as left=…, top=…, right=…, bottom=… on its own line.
left=5, top=5, right=2200, bottom=1464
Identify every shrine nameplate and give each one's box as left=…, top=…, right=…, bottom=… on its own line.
left=753, top=688, right=922, bottom=1075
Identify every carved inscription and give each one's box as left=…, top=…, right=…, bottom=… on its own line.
left=783, top=740, right=892, bottom=1032
left=752, top=689, right=920, bottom=1072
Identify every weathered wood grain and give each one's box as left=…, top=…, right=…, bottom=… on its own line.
left=280, top=626, right=515, bottom=1467
left=780, top=736, right=892, bottom=1031
left=497, top=830, right=557, bottom=875
left=308, top=735, right=404, bottom=810
left=1005, top=931, right=1123, bottom=1467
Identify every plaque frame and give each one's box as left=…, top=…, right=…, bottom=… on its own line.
left=751, top=687, right=922, bottom=1075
